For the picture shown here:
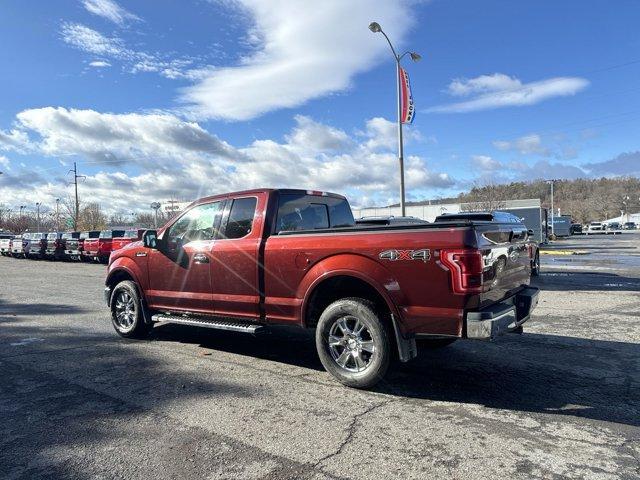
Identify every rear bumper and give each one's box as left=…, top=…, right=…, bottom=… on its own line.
left=465, top=286, right=539, bottom=340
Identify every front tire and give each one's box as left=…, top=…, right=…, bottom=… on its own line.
left=315, top=297, right=392, bottom=389
left=110, top=280, right=152, bottom=339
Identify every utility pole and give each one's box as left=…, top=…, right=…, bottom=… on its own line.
left=68, top=162, right=85, bottom=230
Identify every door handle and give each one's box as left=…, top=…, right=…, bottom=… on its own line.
left=193, top=253, right=209, bottom=264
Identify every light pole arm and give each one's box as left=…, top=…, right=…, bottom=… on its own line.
left=379, top=29, right=400, bottom=62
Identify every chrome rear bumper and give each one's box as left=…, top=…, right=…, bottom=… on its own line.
left=465, top=286, right=539, bottom=340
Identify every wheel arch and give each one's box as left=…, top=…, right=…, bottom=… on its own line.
left=302, top=271, right=416, bottom=362
left=105, top=258, right=147, bottom=307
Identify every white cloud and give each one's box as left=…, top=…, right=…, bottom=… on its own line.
left=493, top=134, right=549, bottom=156
left=285, top=115, right=352, bottom=153
left=428, top=74, right=589, bottom=113
left=61, top=23, right=128, bottom=58
left=447, top=73, right=521, bottom=97
left=472, top=155, right=501, bottom=171
left=61, top=23, right=201, bottom=80
left=82, top=0, right=140, bottom=26
left=89, top=60, right=111, bottom=68
left=0, top=155, right=10, bottom=170
left=0, top=128, right=30, bottom=152
left=362, top=117, right=423, bottom=151
left=180, top=0, right=414, bottom=120
left=0, top=109, right=452, bottom=212
left=10, top=107, right=240, bottom=168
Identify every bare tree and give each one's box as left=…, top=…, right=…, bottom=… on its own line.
left=81, top=203, right=107, bottom=230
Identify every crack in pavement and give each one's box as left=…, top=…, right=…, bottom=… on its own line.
left=312, top=398, right=395, bottom=470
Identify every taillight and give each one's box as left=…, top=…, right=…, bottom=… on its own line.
left=440, top=249, right=484, bottom=294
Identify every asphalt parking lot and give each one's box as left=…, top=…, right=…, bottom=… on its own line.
left=1, top=233, right=639, bottom=479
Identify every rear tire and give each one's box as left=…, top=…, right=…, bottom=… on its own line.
left=110, top=280, right=152, bottom=339
left=315, top=297, right=391, bottom=389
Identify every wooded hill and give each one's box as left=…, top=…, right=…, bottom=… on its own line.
left=456, top=177, right=640, bottom=224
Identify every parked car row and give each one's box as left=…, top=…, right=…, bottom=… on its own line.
left=583, top=221, right=638, bottom=235
left=0, top=229, right=145, bottom=263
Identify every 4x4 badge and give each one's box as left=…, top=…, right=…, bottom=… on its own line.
left=379, top=249, right=431, bottom=262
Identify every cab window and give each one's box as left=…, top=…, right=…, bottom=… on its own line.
left=276, top=194, right=353, bottom=233
left=165, top=201, right=223, bottom=246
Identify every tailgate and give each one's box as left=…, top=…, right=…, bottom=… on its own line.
left=474, top=223, right=531, bottom=307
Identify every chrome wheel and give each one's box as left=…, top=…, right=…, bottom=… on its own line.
left=113, top=291, right=136, bottom=332
left=327, top=316, right=376, bottom=373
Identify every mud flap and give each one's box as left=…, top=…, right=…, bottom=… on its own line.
left=390, top=314, right=417, bottom=362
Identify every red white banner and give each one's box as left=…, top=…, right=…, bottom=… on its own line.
left=399, top=67, right=415, bottom=124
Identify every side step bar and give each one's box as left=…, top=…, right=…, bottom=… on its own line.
left=151, top=314, right=265, bottom=335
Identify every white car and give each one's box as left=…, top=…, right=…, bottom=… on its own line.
left=586, top=222, right=605, bottom=235
left=0, top=235, right=13, bottom=256
left=10, top=235, right=25, bottom=258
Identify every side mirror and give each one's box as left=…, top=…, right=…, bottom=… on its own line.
left=142, top=230, right=158, bottom=249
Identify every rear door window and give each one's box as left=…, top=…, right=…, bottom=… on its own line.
left=223, top=197, right=257, bottom=239
left=276, top=194, right=352, bottom=233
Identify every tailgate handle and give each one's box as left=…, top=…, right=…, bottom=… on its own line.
left=193, top=253, right=209, bottom=264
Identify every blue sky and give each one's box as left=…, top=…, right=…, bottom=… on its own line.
left=1, top=0, right=639, bottom=214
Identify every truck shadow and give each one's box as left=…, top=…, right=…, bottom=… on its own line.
left=151, top=323, right=324, bottom=372
left=531, top=271, right=640, bottom=291
left=384, top=333, right=640, bottom=427
left=152, top=324, right=640, bottom=427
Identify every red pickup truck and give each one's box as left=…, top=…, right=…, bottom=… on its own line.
left=111, top=229, right=145, bottom=252
left=105, top=189, right=538, bottom=388
left=84, top=229, right=125, bottom=263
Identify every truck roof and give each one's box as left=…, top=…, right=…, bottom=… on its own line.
left=192, top=188, right=347, bottom=207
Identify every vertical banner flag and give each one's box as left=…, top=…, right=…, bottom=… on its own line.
left=399, top=67, right=415, bottom=124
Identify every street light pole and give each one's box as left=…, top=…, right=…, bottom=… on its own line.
left=55, top=198, right=60, bottom=231
left=36, top=202, right=41, bottom=232
left=150, top=202, right=161, bottom=228
left=19, top=205, right=26, bottom=233
left=369, top=22, right=421, bottom=217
